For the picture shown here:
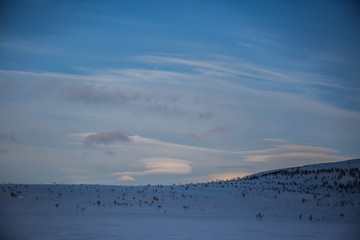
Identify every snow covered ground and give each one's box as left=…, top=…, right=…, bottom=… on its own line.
left=1, top=159, right=359, bottom=239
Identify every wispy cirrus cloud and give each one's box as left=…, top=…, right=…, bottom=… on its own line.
left=136, top=55, right=268, bottom=81
left=135, top=55, right=352, bottom=93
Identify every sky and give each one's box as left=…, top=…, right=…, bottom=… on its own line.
left=0, top=0, right=359, bottom=185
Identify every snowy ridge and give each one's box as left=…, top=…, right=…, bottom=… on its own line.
left=1, top=159, right=360, bottom=239
left=240, top=158, right=360, bottom=197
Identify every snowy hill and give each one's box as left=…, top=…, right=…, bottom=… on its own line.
left=1, top=159, right=359, bottom=239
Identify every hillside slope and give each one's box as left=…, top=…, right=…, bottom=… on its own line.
left=1, top=159, right=359, bottom=239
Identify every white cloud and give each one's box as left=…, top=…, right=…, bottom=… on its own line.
left=275, top=145, right=338, bottom=153
left=135, top=55, right=349, bottom=90
left=240, top=144, right=350, bottom=172
left=239, top=145, right=339, bottom=156
left=141, top=158, right=192, bottom=174
left=2, top=52, right=359, bottom=185
left=136, top=55, right=278, bottom=82
left=244, top=152, right=348, bottom=163
left=69, top=132, right=225, bottom=153
left=130, top=135, right=229, bottom=153
left=70, top=132, right=350, bottom=169
left=68, top=131, right=351, bottom=183
left=118, top=175, right=136, bottom=181
left=111, top=157, right=192, bottom=181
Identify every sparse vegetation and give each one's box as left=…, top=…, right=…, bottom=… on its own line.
left=256, top=212, right=264, bottom=220
left=1, top=159, right=359, bottom=227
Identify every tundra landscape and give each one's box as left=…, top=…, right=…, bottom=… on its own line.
left=1, top=1, right=360, bottom=239
left=1, top=159, right=359, bottom=239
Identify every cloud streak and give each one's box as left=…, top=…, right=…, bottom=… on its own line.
left=243, top=152, right=348, bottom=163
left=240, top=145, right=339, bottom=156
left=62, top=82, right=186, bottom=116
left=240, top=144, right=349, bottom=172
left=186, top=125, right=232, bottom=141
left=136, top=55, right=350, bottom=91
left=77, top=132, right=347, bottom=162
left=130, top=135, right=350, bottom=175
left=66, top=83, right=141, bottom=104
left=83, top=131, right=132, bottom=146
left=67, top=130, right=352, bottom=184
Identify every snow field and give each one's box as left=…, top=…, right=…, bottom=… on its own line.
left=1, top=159, right=359, bottom=239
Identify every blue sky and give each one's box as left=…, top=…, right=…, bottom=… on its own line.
left=0, top=0, right=359, bottom=184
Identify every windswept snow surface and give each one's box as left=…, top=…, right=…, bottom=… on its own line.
left=1, top=159, right=360, bottom=239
